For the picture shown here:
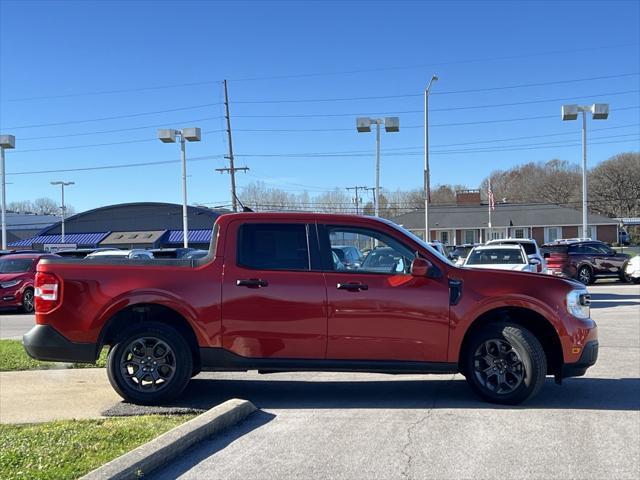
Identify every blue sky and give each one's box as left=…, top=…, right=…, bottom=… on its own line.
left=1, top=0, right=639, bottom=215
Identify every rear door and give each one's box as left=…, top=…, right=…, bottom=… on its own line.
left=221, top=220, right=327, bottom=359
left=319, top=224, right=450, bottom=363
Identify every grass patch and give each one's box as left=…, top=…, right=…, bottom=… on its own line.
left=0, top=340, right=108, bottom=372
left=0, top=415, right=194, bottom=480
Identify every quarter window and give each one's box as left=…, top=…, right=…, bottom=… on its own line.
left=238, top=223, right=310, bottom=271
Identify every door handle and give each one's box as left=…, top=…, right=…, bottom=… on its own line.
left=337, top=282, right=368, bottom=291
left=237, top=279, right=269, bottom=288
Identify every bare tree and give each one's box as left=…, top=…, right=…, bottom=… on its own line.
left=7, top=200, right=34, bottom=213
left=589, top=152, right=640, bottom=218
left=32, top=197, right=60, bottom=215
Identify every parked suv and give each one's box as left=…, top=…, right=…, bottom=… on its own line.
left=542, top=239, right=630, bottom=284
left=487, top=238, right=546, bottom=273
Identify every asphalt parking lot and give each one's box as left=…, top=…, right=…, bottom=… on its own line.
left=144, top=282, right=639, bottom=480
left=0, top=312, right=34, bottom=340
left=2, top=283, right=639, bottom=479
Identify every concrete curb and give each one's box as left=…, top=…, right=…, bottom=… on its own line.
left=81, top=398, right=257, bottom=480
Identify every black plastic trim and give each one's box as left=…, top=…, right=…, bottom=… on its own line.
left=23, top=324, right=97, bottom=363
left=199, top=348, right=458, bottom=374
left=449, top=279, right=463, bottom=305
left=561, top=340, right=599, bottom=378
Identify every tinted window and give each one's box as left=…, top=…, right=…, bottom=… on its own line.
left=466, top=248, right=526, bottom=265
left=238, top=223, right=310, bottom=271
left=0, top=258, right=34, bottom=273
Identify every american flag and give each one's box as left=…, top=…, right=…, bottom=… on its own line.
left=488, top=182, right=495, bottom=211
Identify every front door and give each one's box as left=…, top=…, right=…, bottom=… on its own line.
left=221, top=221, right=327, bottom=359
left=320, top=224, right=450, bottom=363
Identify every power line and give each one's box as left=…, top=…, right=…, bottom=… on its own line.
left=231, top=72, right=639, bottom=104
left=4, top=104, right=223, bottom=130
left=7, top=154, right=225, bottom=176
left=229, top=43, right=640, bottom=82
left=3, top=42, right=636, bottom=102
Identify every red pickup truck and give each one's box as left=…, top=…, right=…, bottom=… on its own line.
left=23, top=213, right=598, bottom=405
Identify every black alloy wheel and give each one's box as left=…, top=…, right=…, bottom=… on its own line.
left=578, top=266, right=593, bottom=285
left=107, top=322, right=193, bottom=405
left=464, top=323, right=547, bottom=405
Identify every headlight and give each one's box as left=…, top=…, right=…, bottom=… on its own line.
left=0, top=279, right=22, bottom=289
left=566, top=289, right=590, bottom=319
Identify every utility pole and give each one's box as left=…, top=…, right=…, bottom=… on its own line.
left=51, top=181, right=74, bottom=243
left=346, top=186, right=368, bottom=215
left=223, top=79, right=241, bottom=212
left=361, top=186, right=376, bottom=215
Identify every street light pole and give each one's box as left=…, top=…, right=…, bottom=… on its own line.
left=0, top=135, right=16, bottom=250
left=375, top=120, right=381, bottom=218
left=50, top=181, right=74, bottom=243
left=424, top=75, right=438, bottom=241
left=561, top=103, right=609, bottom=239
left=356, top=116, right=399, bottom=217
left=158, top=128, right=201, bottom=249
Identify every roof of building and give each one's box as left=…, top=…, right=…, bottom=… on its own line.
left=8, top=232, right=110, bottom=248
left=100, top=230, right=166, bottom=245
left=393, top=203, right=618, bottom=230
left=166, top=229, right=212, bottom=244
left=6, top=212, right=59, bottom=231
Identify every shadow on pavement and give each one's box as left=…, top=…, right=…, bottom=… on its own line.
left=149, top=410, right=275, bottom=480
left=590, top=292, right=640, bottom=309
left=117, top=376, right=640, bottom=413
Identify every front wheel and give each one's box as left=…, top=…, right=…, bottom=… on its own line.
left=577, top=266, right=593, bottom=285
left=107, top=322, right=193, bottom=405
left=464, top=323, right=547, bottom=405
left=21, top=288, right=35, bottom=313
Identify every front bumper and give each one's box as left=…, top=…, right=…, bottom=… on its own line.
left=561, top=340, right=599, bottom=378
left=23, top=324, right=98, bottom=363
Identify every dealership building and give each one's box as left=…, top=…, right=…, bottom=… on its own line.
left=9, top=202, right=224, bottom=251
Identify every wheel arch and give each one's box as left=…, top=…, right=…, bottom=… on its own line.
left=458, top=306, right=563, bottom=377
left=98, top=303, right=201, bottom=372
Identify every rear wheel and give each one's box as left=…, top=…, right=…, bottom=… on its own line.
left=464, top=323, right=547, bottom=405
left=577, top=266, right=593, bottom=285
left=20, top=289, right=35, bottom=313
left=107, top=322, right=193, bottom=405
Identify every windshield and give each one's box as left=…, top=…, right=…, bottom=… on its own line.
left=0, top=258, right=34, bottom=273
left=381, top=219, right=454, bottom=266
left=466, top=248, right=526, bottom=265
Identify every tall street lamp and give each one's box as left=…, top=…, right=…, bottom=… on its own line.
left=356, top=117, right=400, bottom=217
left=158, top=128, right=201, bottom=248
left=50, top=181, right=75, bottom=243
left=0, top=135, right=15, bottom=250
left=561, top=103, right=609, bottom=239
left=424, top=74, right=438, bottom=241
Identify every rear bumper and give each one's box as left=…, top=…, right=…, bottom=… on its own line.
left=561, top=340, right=599, bottom=378
left=23, top=324, right=97, bottom=363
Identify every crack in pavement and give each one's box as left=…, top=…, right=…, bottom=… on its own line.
left=400, top=374, right=456, bottom=480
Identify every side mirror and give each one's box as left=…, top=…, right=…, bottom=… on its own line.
left=529, top=258, right=541, bottom=266
left=411, top=257, right=433, bottom=277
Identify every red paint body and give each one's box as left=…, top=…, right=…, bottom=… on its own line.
left=0, top=253, right=57, bottom=311
left=34, top=213, right=597, bottom=369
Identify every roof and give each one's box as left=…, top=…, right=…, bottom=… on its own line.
left=8, top=232, right=110, bottom=248
left=6, top=212, right=59, bottom=231
left=392, top=203, right=618, bottom=230
left=0, top=253, right=59, bottom=260
left=474, top=244, right=523, bottom=250
left=100, top=230, right=166, bottom=245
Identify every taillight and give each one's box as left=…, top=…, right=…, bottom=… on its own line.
left=34, top=272, right=60, bottom=312
left=537, top=263, right=542, bottom=273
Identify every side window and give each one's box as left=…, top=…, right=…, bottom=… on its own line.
left=326, top=226, right=414, bottom=275
left=238, top=223, right=310, bottom=271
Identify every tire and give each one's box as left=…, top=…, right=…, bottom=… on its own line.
left=577, top=265, right=593, bottom=285
left=464, top=323, right=547, bottom=405
left=632, top=278, right=640, bottom=284
left=20, top=288, right=35, bottom=313
left=107, top=322, right=193, bottom=405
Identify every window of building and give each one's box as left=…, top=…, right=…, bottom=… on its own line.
left=513, top=228, right=528, bottom=239
left=439, top=231, right=449, bottom=245
left=238, top=223, right=310, bottom=271
left=578, top=226, right=597, bottom=240
left=463, top=229, right=477, bottom=244
left=544, top=227, right=560, bottom=243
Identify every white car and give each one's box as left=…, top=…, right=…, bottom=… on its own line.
left=486, top=238, right=547, bottom=273
left=85, top=249, right=154, bottom=260
left=625, top=256, right=640, bottom=284
left=463, top=244, right=540, bottom=272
